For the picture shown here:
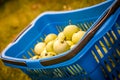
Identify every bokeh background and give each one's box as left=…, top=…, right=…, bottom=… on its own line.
left=0, top=0, right=104, bottom=80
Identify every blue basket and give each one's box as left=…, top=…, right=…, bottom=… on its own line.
left=1, top=0, right=120, bottom=80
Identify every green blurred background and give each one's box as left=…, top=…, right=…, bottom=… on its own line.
left=0, top=0, right=104, bottom=80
